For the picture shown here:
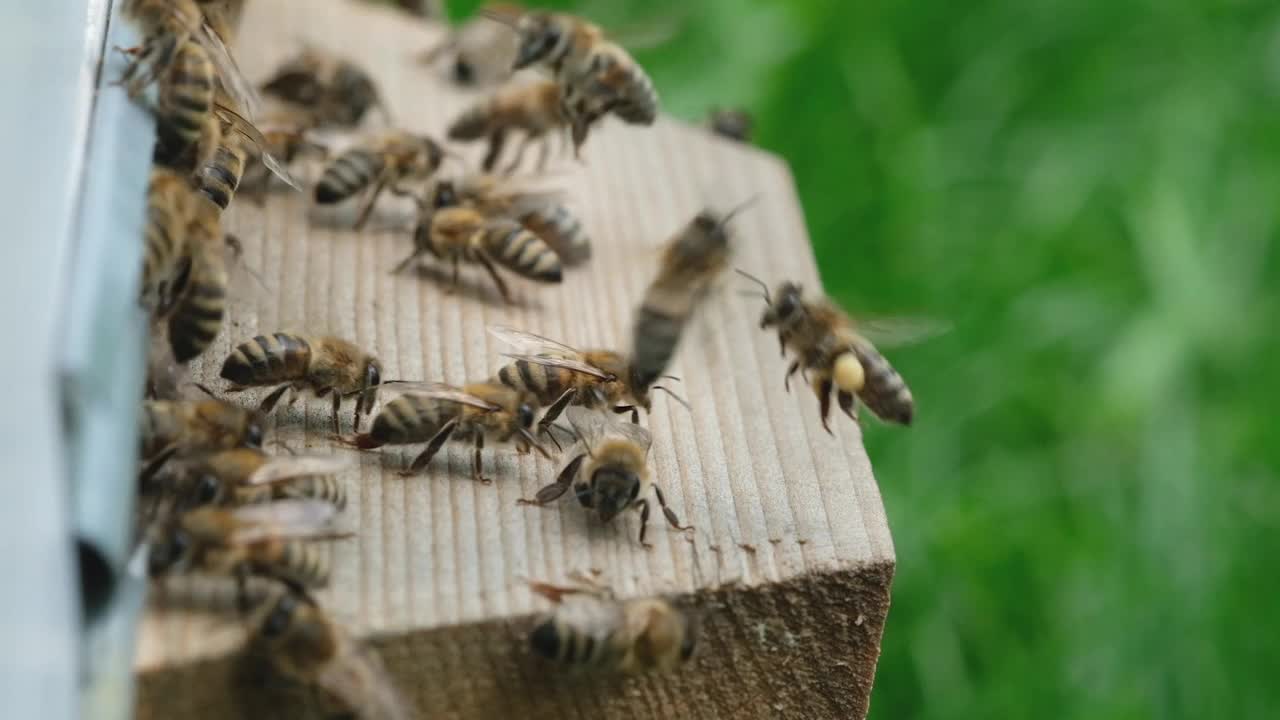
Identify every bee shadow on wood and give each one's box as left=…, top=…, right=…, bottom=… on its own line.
left=406, top=262, right=546, bottom=311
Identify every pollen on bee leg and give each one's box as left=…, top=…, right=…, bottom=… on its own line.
left=833, top=353, right=865, bottom=393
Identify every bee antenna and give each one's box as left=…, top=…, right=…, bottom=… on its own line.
left=653, top=386, right=691, bottom=412
left=192, top=383, right=219, bottom=399
left=733, top=268, right=771, bottom=303
left=660, top=375, right=682, bottom=383
left=718, top=195, right=759, bottom=229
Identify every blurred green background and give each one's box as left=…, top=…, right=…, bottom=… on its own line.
left=433, top=1, right=1279, bottom=717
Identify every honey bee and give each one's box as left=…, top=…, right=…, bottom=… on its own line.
left=148, top=499, right=347, bottom=591
left=707, top=107, right=753, bottom=143
left=252, top=590, right=411, bottom=720
left=146, top=38, right=220, bottom=171
left=260, top=46, right=388, bottom=128
left=631, top=204, right=752, bottom=389
left=239, top=114, right=325, bottom=198
left=488, top=326, right=687, bottom=438
left=527, top=577, right=697, bottom=673
left=518, top=407, right=689, bottom=546
left=337, top=382, right=547, bottom=483
left=218, top=333, right=383, bottom=435
left=119, top=0, right=261, bottom=119
left=141, top=168, right=196, bottom=313
left=392, top=183, right=563, bottom=302
left=451, top=174, right=592, bottom=265
left=739, top=271, right=931, bottom=430
left=181, top=448, right=351, bottom=510
left=498, top=11, right=659, bottom=152
left=313, top=130, right=448, bottom=230
left=419, top=3, right=522, bottom=87
left=140, top=396, right=263, bottom=482
left=193, top=101, right=305, bottom=207
left=164, top=196, right=227, bottom=363
left=447, top=80, right=570, bottom=174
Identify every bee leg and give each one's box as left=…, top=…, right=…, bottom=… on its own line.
left=234, top=567, right=251, bottom=615
left=519, top=454, right=584, bottom=506
left=536, top=135, right=552, bottom=171
left=472, top=433, right=491, bottom=485
left=784, top=360, right=801, bottom=393
left=446, top=255, right=461, bottom=294
left=815, top=377, right=834, bottom=435
left=391, top=248, right=427, bottom=275
left=537, top=389, right=577, bottom=438
left=401, top=419, right=458, bottom=476
left=612, top=405, right=639, bottom=424
left=637, top=499, right=653, bottom=549
left=474, top=249, right=512, bottom=303
left=482, top=130, right=507, bottom=173
left=258, top=385, right=292, bottom=416
left=837, top=390, right=858, bottom=422
left=778, top=332, right=788, bottom=357
left=139, top=444, right=179, bottom=488
left=353, top=172, right=391, bottom=231
left=503, top=133, right=535, bottom=175
left=653, top=485, right=692, bottom=533
left=324, top=388, right=342, bottom=436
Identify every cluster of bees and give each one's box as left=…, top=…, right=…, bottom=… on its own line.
left=121, top=1, right=918, bottom=717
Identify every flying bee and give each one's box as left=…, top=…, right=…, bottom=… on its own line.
left=707, top=107, right=753, bottom=143
left=337, top=382, right=548, bottom=483
left=118, top=0, right=259, bottom=114
left=493, top=11, right=659, bottom=153
left=147, top=499, right=348, bottom=592
left=419, top=3, right=522, bottom=88
left=180, top=448, right=351, bottom=510
left=448, top=80, right=570, bottom=174
left=451, top=174, right=592, bottom=265
left=217, top=333, right=383, bottom=435
left=519, top=407, right=690, bottom=547
left=251, top=590, right=411, bottom=720
left=632, top=202, right=754, bottom=390
left=738, top=271, right=939, bottom=431
left=527, top=577, right=697, bottom=673
left=488, top=326, right=688, bottom=438
left=392, top=183, right=562, bottom=303
left=141, top=167, right=196, bottom=313
left=313, top=130, right=448, bottom=230
left=140, top=396, right=263, bottom=484
left=260, top=46, right=388, bottom=128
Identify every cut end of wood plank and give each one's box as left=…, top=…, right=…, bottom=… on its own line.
left=135, top=0, right=896, bottom=717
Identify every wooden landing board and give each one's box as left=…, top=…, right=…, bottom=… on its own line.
left=135, top=1, right=894, bottom=718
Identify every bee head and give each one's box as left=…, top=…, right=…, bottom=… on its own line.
left=192, top=473, right=224, bottom=507
left=513, top=13, right=563, bottom=69
left=592, top=467, right=641, bottom=524
left=517, top=401, right=536, bottom=430
left=761, top=282, right=803, bottom=328
left=148, top=528, right=191, bottom=578
left=433, top=180, right=460, bottom=209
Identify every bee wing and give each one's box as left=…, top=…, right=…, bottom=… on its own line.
left=501, top=354, right=613, bottom=381
left=317, top=648, right=411, bottom=720
left=195, top=21, right=262, bottom=119
left=852, top=316, right=952, bottom=348
left=487, top=326, right=583, bottom=358
left=228, top=499, right=341, bottom=544
left=213, top=105, right=305, bottom=191
left=244, top=455, right=355, bottom=486
left=380, top=382, right=503, bottom=412
left=609, top=11, right=689, bottom=51
left=607, top=419, right=653, bottom=454
left=563, top=406, right=617, bottom=448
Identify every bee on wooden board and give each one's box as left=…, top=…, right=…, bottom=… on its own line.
left=449, top=173, right=592, bottom=265
left=419, top=2, right=522, bottom=88
left=141, top=167, right=196, bottom=313
left=260, top=46, right=389, bottom=129
left=140, top=396, right=264, bottom=482
left=178, top=448, right=351, bottom=511
left=527, top=576, right=698, bottom=673
left=217, top=333, right=383, bottom=435
left=238, top=113, right=327, bottom=199
left=488, top=326, right=688, bottom=440
left=147, top=499, right=349, bottom=593
left=163, top=195, right=229, bottom=364
left=392, top=180, right=563, bottom=303
left=313, top=130, right=448, bottom=230
left=632, top=201, right=754, bottom=390
left=706, top=106, right=753, bottom=143
left=337, top=382, right=548, bottom=483
left=518, top=407, right=691, bottom=547
left=486, top=10, right=659, bottom=153
left=447, top=79, right=571, bottom=174
left=251, top=589, right=411, bottom=720
left=738, top=271, right=943, bottom=431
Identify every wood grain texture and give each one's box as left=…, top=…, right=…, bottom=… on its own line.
left=135, top=1, right=895, bottom=717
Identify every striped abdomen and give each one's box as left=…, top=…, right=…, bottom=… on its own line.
left=612, top=63, right=658, bottom=126
left=276, top=475, right=347, bottom=511
left=496, top=359, right=577, bottom=407
left=630, top=286, right=695, bottom=391
left=476, top=220, right=562, bottom=283
left=447, top=101, right=495, bottom=141
left=530, top=617, right=616, bottom=668
left=196, top=130, right=247, bottom=209
left=314, top=148, right=384, bottom=204
left=156, top=41, right=215, bottom=156
left=167, top=207, right=226, bottom=363
left=851, top=341, right=914, bottom=425
left=368, top=394, right=462, bottom=446
left=220, top=333, right=313, bottom=387
left=142, top=171, right=191, bottom=309
left=252, top=540, right=331, bottom=588
left=520, top=203, right=591, bottom=265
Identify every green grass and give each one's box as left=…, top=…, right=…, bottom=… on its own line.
left=444, top=1, right=1280, bottom=716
